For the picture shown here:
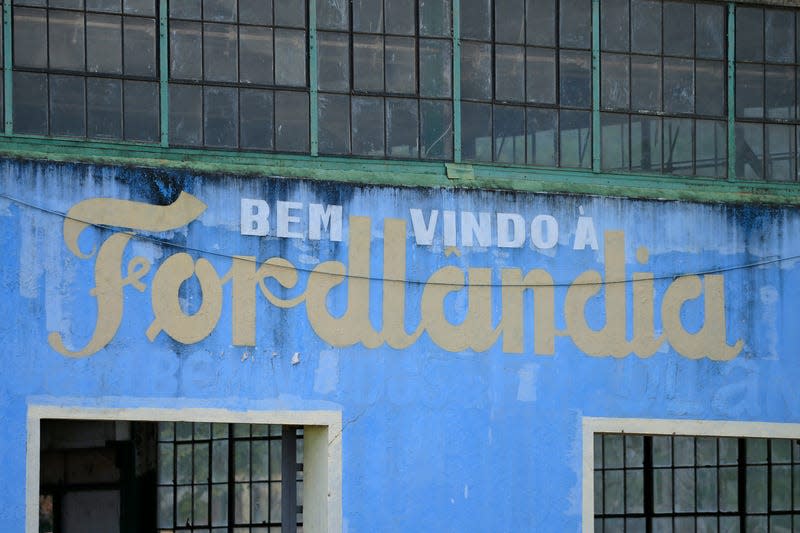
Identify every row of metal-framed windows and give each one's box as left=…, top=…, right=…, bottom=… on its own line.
left=5, top=0, right=800, bottom=181
left=594, top=433, right=800, bottom=532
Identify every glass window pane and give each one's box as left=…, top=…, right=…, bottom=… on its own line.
left=275, top=29, right=307, bottom=86
left=252, top=482, right=269, bottom=523
left=87, top=14, right=121, bottom=74
left=14, top=8, right=47, bottom=68
left=211, top=439, right=229, bottom=482
left=420, top=39, right=452, bottom=98
left=736, top=7, right=763, bottom=62
left=318, top=31, right=349, bottom=92
left=495, top=45, right=524, bottom=102
left=696, top=4, right=725, bottom=60
left=766, top=124, right=795, bottom=182
left=626, top=436, right=644, bottom=468
left=560, top=110, right=591, bottom=168
left=386, top=0, right=414, bottom=35
left=352, top=96, right=385, bottom=156
left=234, top=483, right=250, bottom=523
left=773, top=440, right=792, bottom=463
left=170, top=21, right=203, bottom=80
left=461, top=42, right=492, bottom=100
left=526, top=0, right=555, bottom=46
left=88, top=0, right=119, bottom=8
left=194, top=443, right=210, bottom=483
left=462, top=101, right=492, bottom=162
left=317, top=0, right=349, bottom=30
left=604, top=434, right=624, bottom=468
left=747, top=438, right=768, bottom=463
left=88, top=77, right=122, bottom=139
left=204, top=23, right=238, bottom=82
left=765, top=65, right=795, bottom=120
left=124, top=16, right=156, bottom=77
left=631, top=0, right=661, bottom=55
left=664, top=118, right=693, bottom=175
left=765, top=9, right=795, bottom=63
left=747, top=465, right=768, bottom=513
left=601, top=0, right=629, bottom=52
left=664, top=2, right=694, bottom=57
left=170, top=0, right=201, bottom=19
left=50, top=75, right=85, bottom=137
left=494, top=105, right=525, bottom=164
left=274, top=0, right=305, bottom=28
left=240, top=26, right=274, bottom=85
left=559, top=0, right=590, bottom=49
left=386, top=98, right=419, bottom=158
left=204, top=0, right=237, bottom=22
left=269, top=438, right=281, bottom=480
left=697, top=467, right=718, bottom=512
left=664, top=58, right=694, bottom=114
left=560, top=50, right=591, bottom=109
left=275, top=91, right=309, bottom=152
left=674, top=437, right=694, bottom=467
left=176, top=443, right=193, bottom=484
left=318, top=93, right=350, bottom=154
left=626, top=470, right=644, bottom=514
left=461, top=0, right=491, bottom=40
left=527, top=107, right=557, bottom=166
left=653, top=468, right=673, bottom=514
left=736, top=63, right=764, bottom=119
left=204, top=86, right=238, bottom=148
left=631, top=115, right=661, bottom=172
left=696, top=60, right=725, bottom=117
left=251, top=441, right=268, bottom=481
left=601, top=53, right=630, bottom=110
left=420, top=99, right=452, bottom=159
left=240, top=0, right=271, bottom=25
left=674, top=468, right=695, bottom=513
left=13, top=72, right=48, bottom=134
left=240, top=89, right=274, bottom=150
left=385, top=37, right=416, bottom=94
left=353, top=0, right=382, bottom=32
left=49, top=10, right=85, bottom=71
left=270, top=482, right=282, bottom=522
left=696, top=119, right=726, bottom=178
left=604, top=470, right=624, bottom=514
left=170, top=83, right=202, bottom=146
left=193, top=485, right=209, bottom=526
left=212, top=484, right=228, bottom=526
left=631, top=55, right=661, bottom=112
left=495, top=0, right=524, bottom=44
left=736, top=122, right=764, bottom=180
left=354, top=34, right=384, bottom=92
left=123, top=0, right=153, bottom=16
left=526, top=47, right=556, bottom=104
left=772, top=464, right=793, bottom=509
left=158, top=486, right=173, bottom=528
left=601, top=113, right=630, bottom=171
left=419, top=0, right=451, bottom=37
left=719, top=466, right=738, bottom=512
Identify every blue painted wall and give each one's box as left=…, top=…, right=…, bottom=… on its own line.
left=1, top=159, right=799, bottom=531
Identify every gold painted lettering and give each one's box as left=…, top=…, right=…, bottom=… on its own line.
left=661, top=274, right=743, bottom=360
left=146, top=253, right=223, bottom=344
left=500, top=269, right=556, bottom=355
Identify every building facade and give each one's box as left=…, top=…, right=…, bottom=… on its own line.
left=2, top=0, right=800, bottom=532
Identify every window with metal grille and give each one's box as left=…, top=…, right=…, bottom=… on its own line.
left=593, top=433, right=800, bottom=532
left=157, top=422, right=303, bottom=533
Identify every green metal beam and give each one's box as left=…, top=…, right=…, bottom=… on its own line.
left=2, top=135, right=800, bottom=206
left=3, top=0, right=11, bottom=135
left=726, top=2, right=736, bottom=181
left=452, top=0, right=462, bottom=163
left=309, top=0, right=319, bottom=156
left=591, top=0, right=601, bottom=172
left=159, top=0, right=169, bottom=147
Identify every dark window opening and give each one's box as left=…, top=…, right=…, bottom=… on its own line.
left=38, top=419, right=303, bottom=533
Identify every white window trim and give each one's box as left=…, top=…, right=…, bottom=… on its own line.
left=582, top=417, right=800, bottom=533
left=26, top=404, right=342, bottom=533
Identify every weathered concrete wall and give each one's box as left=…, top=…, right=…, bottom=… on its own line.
left=1, top=159, right=799, bottom=531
